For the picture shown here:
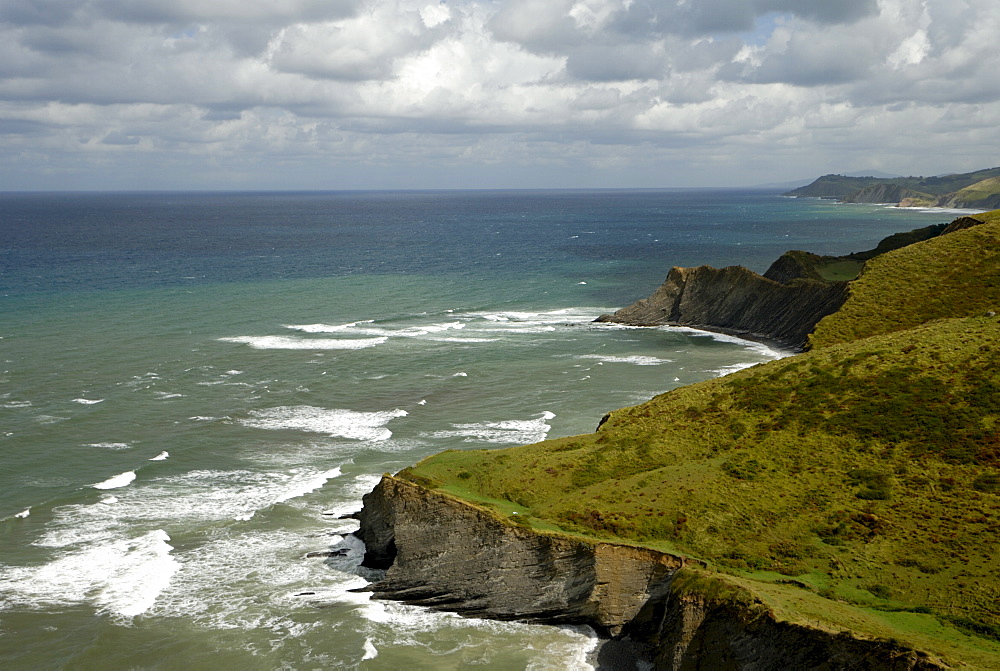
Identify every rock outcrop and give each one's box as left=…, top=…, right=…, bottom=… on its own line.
left=354, top=475, right=944, bottom=669
left=594, top=265, right=848, bottom=349
left=356, top=474, right=687, bottom=636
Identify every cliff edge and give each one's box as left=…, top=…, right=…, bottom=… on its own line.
left=355, top=475, right=944, bottom=669
left=594, top=265, right=846, bottom=349
left=593, top=221, right=955, bottom=350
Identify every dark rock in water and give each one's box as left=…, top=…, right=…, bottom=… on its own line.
left=305, top=549, right=350, bottom=558
left=320, top=510, right=360, bottom=519
left=595, top=265, right=847, bottom=350
left=354, top=475, right=945, bottom=669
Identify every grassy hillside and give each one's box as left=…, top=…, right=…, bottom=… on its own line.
left=403, top=315, right=1000, bottom=665
left=397, top=211, right=1000, bottom=666
left=809, top=211, right=1000, bottom=348
left=787, top=167, right=1000, bottom=202
left=763, top=223, right=947, bottom=284
left=945, top=177, right=1000, bottom=209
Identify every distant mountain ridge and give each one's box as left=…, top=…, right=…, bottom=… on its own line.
left=786, top=167, right=1000, bottom=209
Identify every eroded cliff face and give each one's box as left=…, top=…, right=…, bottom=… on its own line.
left=356, top=475, right=685, bottom=636
left=637, top=590, right=942, bottom=670
left=594, top=265, right=848, bottom=349
left=354, top=476, right=944, bottom=670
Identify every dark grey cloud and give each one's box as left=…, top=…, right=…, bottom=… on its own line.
left=0, top=0, right=86, bottom=26
left=760, top=0, right=879, bottom=25
left=91, top=0, right=357, bottom=25
left=565, top=43, right=668, bottom=82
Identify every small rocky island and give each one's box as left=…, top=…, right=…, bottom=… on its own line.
left=351, top=209, right=1000, bottom=669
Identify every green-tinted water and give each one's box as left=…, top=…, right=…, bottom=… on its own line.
left=0, top=191, right=965, bottom=668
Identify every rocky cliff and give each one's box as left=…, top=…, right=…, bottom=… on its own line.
left=594, top=265, right=848, bottom=349
left=841, top=184, right=931, bottom=204
left=356, top=474, right=687, bottom=636
left=354, top=475, right=944, bottom=670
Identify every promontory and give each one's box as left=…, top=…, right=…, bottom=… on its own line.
left=352, top=209, right=1000, bottom=669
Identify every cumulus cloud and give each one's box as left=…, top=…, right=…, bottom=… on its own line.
left=0, top=0, right=998, bottom=189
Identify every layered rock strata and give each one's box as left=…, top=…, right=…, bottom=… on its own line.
left=595, top=265, right=848, bottom=349
left=356, top=474, right=687, bottom=636
left=354, top=475, right=943, bottom=670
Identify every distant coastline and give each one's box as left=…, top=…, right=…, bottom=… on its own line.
left=785, top=167, right=1000, bottom=210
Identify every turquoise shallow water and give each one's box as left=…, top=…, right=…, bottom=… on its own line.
left=0, top=191, right=962, bottom=669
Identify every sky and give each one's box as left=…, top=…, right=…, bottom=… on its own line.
left=1, top=0, right=999, bottom=190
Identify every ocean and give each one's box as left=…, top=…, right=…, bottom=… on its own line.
left=0, top=190, right=959, bottom=669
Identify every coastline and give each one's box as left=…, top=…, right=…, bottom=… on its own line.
left=350, top=209, right=1000, bottom=669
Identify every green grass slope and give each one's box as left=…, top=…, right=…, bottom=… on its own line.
left=809, top=211, right=1000, bottom=349
left=946, top=177, right=1000, bottom=209
left=404, top=315, right=1000, bottom=665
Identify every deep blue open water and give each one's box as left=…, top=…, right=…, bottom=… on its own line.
left=0, top=190, right=959, bottom=669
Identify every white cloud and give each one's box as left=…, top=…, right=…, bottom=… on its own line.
left=0, top=0, right=998, bottom=189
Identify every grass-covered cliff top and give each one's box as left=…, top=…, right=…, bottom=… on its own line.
left=809, top=210, right=1000, bottom=348
left=398, top=209, right=1000, bottom=667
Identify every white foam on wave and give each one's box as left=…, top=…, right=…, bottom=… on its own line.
left=361, top=639, right=379, bottom=660
left=576, top=354, right=673, bottom=366
left=0, top=529, right=178, bottom=618
left=14, top=507, right=30, bottom=519
left=404, top=321, right=465, bottom=335
left=218, top=335, right=388, bottom=350
left=423, top=411, right=555, bottom=445
left=481, top=324, right=559, bottom=334
left=669, top=326, right=792, bottom=361
left=148, top=527, right=351, bottom=631
left=284, top=321, right=374, bottom=333
left=92, top=470, right=136, bottom=490
left=429, top=336, right=499, bottom=343
left=72, top=398, right=104, bottom=405
left=2, top=400, right=32, bottom=408
left=354, top=594, right=599, bottom=670
left=39, top=468, right=347, bottom=551
left=287, top=320, right=469, bottom=340
left=35, top=415, right=68, bottom=425
left=474, top=306, right=608, bottom=322
left=237, top=406, right=407, bottom=441
left=149, top=451, right=169, bottom=461
left=272, top=467, right=342, bottom=506
left=314, top=472, right=385, bottom=520
left=85, top=442, right=132, bottom=450
left=901, top=205, right=989, bottom=215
